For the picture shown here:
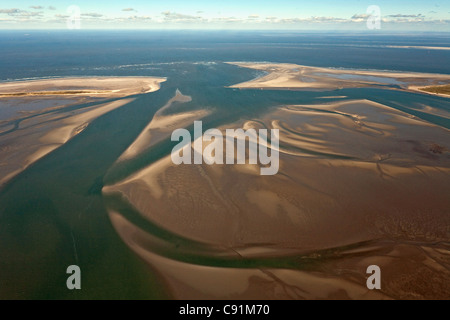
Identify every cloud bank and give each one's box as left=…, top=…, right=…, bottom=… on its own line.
left=0, top=6, right=448, bottom=30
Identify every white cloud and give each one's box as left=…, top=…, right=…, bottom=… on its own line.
left=161, top=11, right=206, bottom=23
left=352, top=14, right=370, bottom=19
left=275, top=16, right=347, bottom=24
left=81, top=13, right=103, bottom=18
left=125, top=15, right=152, bottom=21
left=211, top=17, right=244, bottom=23
left=0, top=7, right=448, bottom=29
left=387, top=14, right=424, bottom=18
left=0, top=8, right=22, bottom=15
left=0, top=8, right=43, bottom=21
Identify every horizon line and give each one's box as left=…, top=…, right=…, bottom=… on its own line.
left=1, top=29, right=450, bottom=33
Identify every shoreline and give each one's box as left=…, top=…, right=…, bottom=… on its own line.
left=0, top=76, right=167, bottom=187
left=0, top=76, right=167, bottom=98
left=408, top=85, right=450, bottom=98
left=0, top=98, right=136, bottom=187
left=227, top=62, right=450, bottom=96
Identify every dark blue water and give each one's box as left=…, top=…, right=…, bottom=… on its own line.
left=1, top=30, right=450, bottom=81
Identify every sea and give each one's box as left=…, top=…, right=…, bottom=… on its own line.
left=0, top=30, right=449, bottom=299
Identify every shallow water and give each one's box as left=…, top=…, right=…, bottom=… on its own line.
left=0, top=31, right=449, bottom=299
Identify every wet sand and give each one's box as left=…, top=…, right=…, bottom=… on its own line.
left=103, top=96, right=450, bottom=299
left=109, top=210, right=450, bottom=299
left=0, top=77, right=166, bottom=186
left=228, top=62, right=450, bottom=95
left=0, top=77, right=166, bottom=97
left=119, top=89, right=210, bottom=161
left=1, top=71, right=449, bottom=299
left=409, top=85, right=450, bottom=98
left=0, top=99, right=134, bottom=186
left=386, top=46, right=450, bottom=51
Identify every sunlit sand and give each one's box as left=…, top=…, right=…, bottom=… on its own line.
left=227, top=62, right=450, bottom=96
left=0, top=77, right=165, bottom=186
left=103, top=92, right=450, bottom=299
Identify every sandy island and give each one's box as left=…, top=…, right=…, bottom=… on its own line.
left=0, top=77, right=166, bottom=186
left=119, top=89, right=210, bottom=161
left=227, top=62, right=450, bottom=97
left=100, top=66, right=450, bottom=299
left=409, top=84, right=450, bottom=98
left=0, top=77, right=166, bottom=98
left=2, top=72, right=449, bottom=299
left=103, top=95, right=450, bottom=299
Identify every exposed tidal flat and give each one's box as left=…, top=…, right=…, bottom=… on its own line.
left=0, top=77, right=166, bottom=186
left=0, top=32, right=449, bottom=299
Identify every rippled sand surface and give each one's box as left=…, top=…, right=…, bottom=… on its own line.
left=0, top=67, right=449, bottom=300
left=104, top=93, right=450, bottom=299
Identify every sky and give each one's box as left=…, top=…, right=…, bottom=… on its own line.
left=0, top=0, right=449, bottom=31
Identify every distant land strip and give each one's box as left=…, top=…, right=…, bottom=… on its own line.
left=0, top=90, right=114, bottom=97
left=386, top=46, right=450, bottom=51
left=419, top=84, right=450, bottom=95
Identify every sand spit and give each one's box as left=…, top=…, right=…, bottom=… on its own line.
left=0, top=76, right=167, bottom=187
left=104, top=99, right=450, bottom=246
left=103, top=97, right=449, bottom=299
left=0, top=77, right=166, bottom=123
left=108, top=209, right=449, bottom=299
left=119, top=89, right=210, bottom=161
left=0, top=77, right=166, bottom=98
left=0, top=99, right=134, bottom=186
left=386, top=45, right=450, bottom=51
left=409, top=85, right=450, bottom=98
left=108, top=211, right=395, bottom=300
left=227, top=62, right=450, bottom=96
